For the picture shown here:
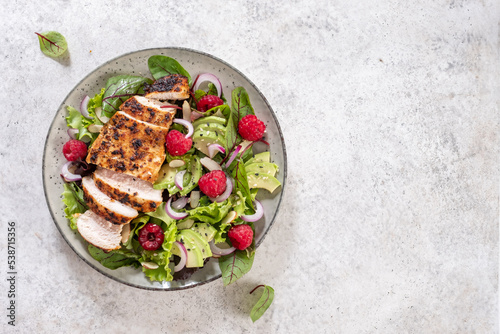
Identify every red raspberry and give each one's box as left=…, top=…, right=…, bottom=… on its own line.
left=62, top=139, right=88, bottom=161
left=238, top=115, right=266, bottom=141
left=138, top=223, right=164, bottom=251
left=166, top=130, right=192, bottom=156
left=197, top=95, right=224, bottom=112
left=198, top=170, right=227, bottom=198
left=228, top=224, right=253, bottom=250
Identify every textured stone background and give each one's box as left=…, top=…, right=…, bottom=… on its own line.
left=0, top=0, right=498, bottom=333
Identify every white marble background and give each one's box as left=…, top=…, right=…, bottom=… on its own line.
left=0, top=0, right=498, bottom=333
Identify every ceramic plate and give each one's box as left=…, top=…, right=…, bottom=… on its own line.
left=43, top=47, right=287, bottom=290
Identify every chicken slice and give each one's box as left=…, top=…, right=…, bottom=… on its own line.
left=120, top=96, right=177, bottom=128
left=144, top=74, right=190, bottom=100
left=86, top=111, right=169, bottom=183
left=76, top=210, right=123, bottom=251
left=82, top=176, right=138, bottom=225
left=93, top=167, right=162, bottom=213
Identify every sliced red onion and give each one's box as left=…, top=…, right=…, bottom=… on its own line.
left=175, top=170, right=186, bottom=190
left=61, top=161, right=82, bottom=182
left=67, top=128, right=78, bottom=139
left=241, top=200, right=264, bottom=222
left=169, top=160, right=185, bottom=168
left=208, top=144, right=225, bottom=158
left=172, top=196, right=188, bottom=210
left=224, top=145, right=241, bottom=168
left=209, top=176, right=233, bottom=203
left=173, top=119, right=194, bottom=138
left=200, top=157, right=222, bottom=171
left=209, top=240, right=236, bottom=256
left=190, top=191, right=200, bottom=208
left=95, top=107, right=110, bottom=124
left=174, top=241, right=187, bottom=272
left=192, top=73, right=222, bottom=98
left=182, top=101, right=191, bottom=122
left=80, top=95, right=92, bottom=119
left=165, top=197, right=188, bottom=220
left=88, top=124, right=103, bottom=133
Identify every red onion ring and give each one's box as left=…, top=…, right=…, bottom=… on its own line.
left=175, top=170, right=186, bottom=190
left=200, top=157, right=222, bottom=171
left=174, top=241, right=188, bottom=272
left=61, top=161, right=82, bottom=182
left=208, top=144, right=226, bottom=158
left=209, top=240, right=236, bottom=256
left=166, top=197, right=188, bottom=220
left=80, top=95, right=92, bottom=119
left=173, top=119, right=194, bottom=138
left=67, top=128, right=78, bottom=139
left=192, top=73, right=222, bottom=98
left=172, top=196, right=188, bottom=210
left=241, top=200, right=264, bottom=222
left=224, top=145, right=241, bottom=168
left=209, top=176, right=233, bottom=203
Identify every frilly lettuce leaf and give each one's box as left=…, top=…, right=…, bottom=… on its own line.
left=141, top=222, right=177, bottom=282
left=87, top=88, right=105, bottom=125
left=65, top=106, right=98, bottom=143
left=186, top=197, right=233, bottom=224
left=62, top=182, right=87, bottom=230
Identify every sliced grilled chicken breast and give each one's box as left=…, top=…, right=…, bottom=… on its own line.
left=93, top=167, right=162, bottom=213
left=144, top=74, right=190, bottom=100
left=82, top=176, right=138, bottom=225
left=76, top=210, right=123, bottom=251
left=86, top=111, right=168, bottom=183
left=120, top=96, right=177, bottom=128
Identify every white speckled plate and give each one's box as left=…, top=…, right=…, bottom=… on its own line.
left=43, top=48, right=287, bottom=290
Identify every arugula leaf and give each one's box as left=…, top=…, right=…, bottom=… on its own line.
left=250, top=285, right=275, bottom=322
left=232, top=160, right=254, bottom=210
left=219, top=249, right=255, bottom=286
left=88, top=245, right=140, bottom=270
left=102, top=75, right=152, bottom=117
left=66, top=106, right=97, bottom=143
left=62, top=182, right=87, bottom=230
left=148, top=55, right=191, bottom=83
left=35, top=31, right=67, bottom=58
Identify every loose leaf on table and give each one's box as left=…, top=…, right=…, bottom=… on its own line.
left=35, top=31, right=68, bottom=58
left=219, top=249, right=255, bottom=286
left=148, top=55, right=191, bottom=83
left=102, top=75, right=152, bottom=117
left=88, top=245, right=140, bottom=270
left=250, top=285, right=275, bottom=322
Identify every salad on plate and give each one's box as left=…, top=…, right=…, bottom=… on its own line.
left=60, top=55, right=282, bottom=285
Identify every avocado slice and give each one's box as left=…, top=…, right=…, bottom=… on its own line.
left=194, top=122, right=226, bottom=134
left=176, top=218, right=195, bottom=230
left=178, top=156, right=202, bottom=196
left=179, top=229, right=212, bottom=259
left=176, top=232, right=204, bottom=268
left=247, top=172, right=281, bottom=193
left=192, top=116, right=227, bottom=128
left=193, top=129, right=225, bottom=156
left=191, top=222, right=217, bottom=242
left=153, top=164, right=180, bottom=190
left=245, top=162, right=279, bottom=177
left=245, top=151, right=271, bottom=165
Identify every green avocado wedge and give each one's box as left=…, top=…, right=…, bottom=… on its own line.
left=192, top=116, right=227, bottom=128
left=191, top=222, right=217, bottom=242
left=247, top=172, right=281, bottom=194
left=176, top=231, right=204, bottom=268
left=245, top=151, right=271, bottom=166
left=193, top=129, right=225, bottom=156
left=245, top=162, right=279, bottom=177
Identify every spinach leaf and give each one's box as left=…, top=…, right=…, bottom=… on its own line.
left=250, top=285, right=275, bottom=322
left=148, top=55, right=191, bottom=83
left=225, top=87, right=255, bottom=152
left=35, top=31, right=67, bottom=58
left=219, top=249, right=254, bottom=286
left=102, top=75, right=152, bottom=117
left=88, top=245, right=141, bottom=270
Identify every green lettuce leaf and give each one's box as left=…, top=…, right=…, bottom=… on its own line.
left=66, top=106, right=98, bottom=143
left=186, top=197, right=233, bottom=224
left=146, top=202, right=177, bottom=226
left=219, top=249, right=255, bottom=286
left=87, top=88, right=105, bottom=125
left=250, top=285, right=275, bottom=322
left=88, top=245, right=141, bottom=270
left=62, top=182, right=87, bottom=230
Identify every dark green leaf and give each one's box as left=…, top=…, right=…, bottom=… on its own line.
left=250, top=285, right=275, bottom=322
left=231, top=87, right=254, bottom=121
left=102, top=75, right=152, bottom=117
left=148, top=55, right=191, bottom=83
left=88, top=245, right=140, bottom=270
left=232, top=160, right=254, bottom=210
left=36, top=31, right=67, bottom=58
left=219, top=250, right=254, bottom=286
left=62, top=182, right=87, bottom=230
